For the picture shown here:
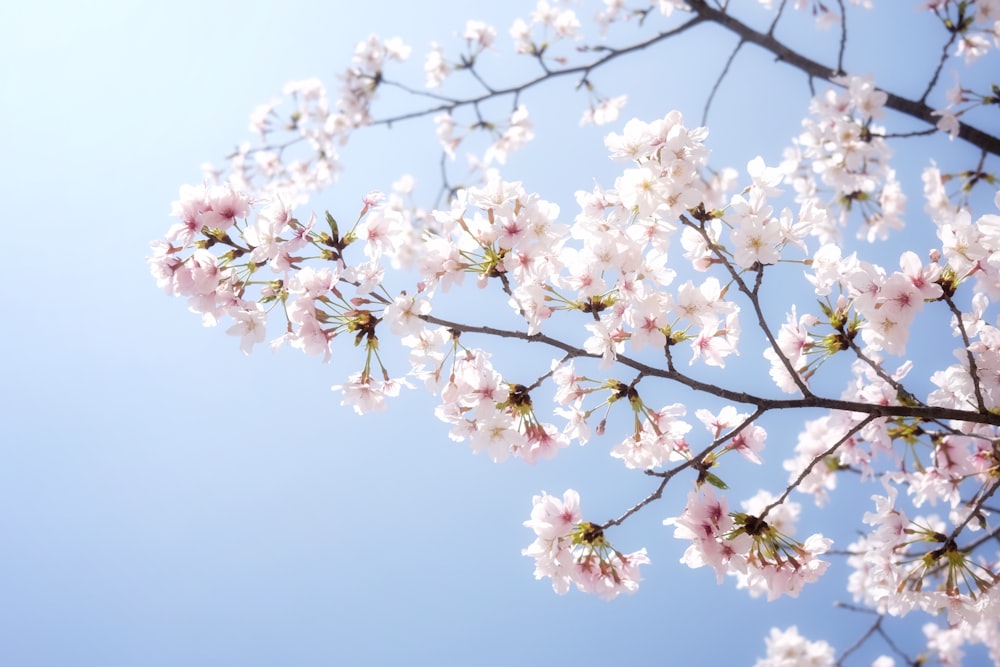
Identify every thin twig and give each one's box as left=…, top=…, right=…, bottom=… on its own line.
left=761, top=414, right=876, bottom=518
left=835, top=0, right=848, bottom=75
left=921, top=23, right=960, bottom=104
left=835, top=615, right=881, bottom=667
left=368, top=16, right=708, bottom=127
left=943, top=292, right=987, bottom=412
left=702, top=39, right=744, bottom=127
left=680, top=215, right=814, bottom=397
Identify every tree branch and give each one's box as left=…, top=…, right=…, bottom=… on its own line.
left=418, top=313, right=1000, bottom=427
left=687, top=0, right=1000, bottom=157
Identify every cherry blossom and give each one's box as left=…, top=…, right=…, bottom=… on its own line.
left=753, top=626, right=834, bottom=667
left=149, top=2, right=1000, bottom=661
left=523, top=489, right=647, bottom=599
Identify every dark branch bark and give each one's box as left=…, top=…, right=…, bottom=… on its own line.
left=419, top=313, right=1000, bottom=428
left=688, top=0, right=1000, bottom=158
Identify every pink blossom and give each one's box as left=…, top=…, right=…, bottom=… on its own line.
left=332, top=373, right=410, bottom=415
left=382, top=293, right=431, bottom=336
left=753, top=626, right=834, bottom=667
left=579, top=95, right=627, bottom=127
left=524, top=489, right=581, bottom=541
left=225, top=304, right=267, bottom=355
left=201, top=183, right=251, bottom=230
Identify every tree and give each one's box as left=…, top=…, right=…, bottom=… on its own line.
left=149, top=1, right=1000, bottom=664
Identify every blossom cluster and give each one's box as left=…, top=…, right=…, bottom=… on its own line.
left=752, top=626, right=837, bottom=667
left=151, top=98, right=1000, bottom=611
left=522, top=489, right=648, bottom=599
left=666, top=486, right=831, bottom=600
left=843, top=484, right=1000, bottom=661
left=224, top=34, right=410, bottom=207
left=152, top=3, right=1000, bottom=663
left=780, top=74, right=903, bottom=244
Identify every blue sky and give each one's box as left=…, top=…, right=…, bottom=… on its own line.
left=1, top=1, right=996, bottom=665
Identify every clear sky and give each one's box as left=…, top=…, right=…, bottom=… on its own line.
left=0, top=1, right=996, bottom=665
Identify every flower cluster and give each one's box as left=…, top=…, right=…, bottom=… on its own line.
left=437, top=353, right=570, bottom=465
left=666, top=486, right=831, bottom=600
left=929, top=0, right=1000, bottom=141
left=152, top=3, right=1000, bottom=661
left=509, top=0, right=586, bottom=57
left=522, top=489, right=649, bottom=600
left=151, top=97, right=1000, bottom=634
left=753, top=626, right=836, bottom=667
left=221, top=35, right=413, bottom=208
left=781, top=75, right=904, bottom=243
left=847, top=486, right=1000, bottom=625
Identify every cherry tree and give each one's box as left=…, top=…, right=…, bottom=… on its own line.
left=150, top=1, right=1000, bottom=664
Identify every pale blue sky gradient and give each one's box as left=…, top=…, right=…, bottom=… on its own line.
left=1, top=2, right=996, bottom=665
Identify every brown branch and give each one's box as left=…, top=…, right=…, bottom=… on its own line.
left=418, top=313, right=1000, bottom=427
left=943, top=291, right=987, bottom=412
left=600, top=470, right=669, bottom=530
left=762, top=413, right=876, bottom=519
left=921, top=25, right=960, bottom=104
left=702, top=39, right=745, bottom=126
left=843, top=335, right=922, bottom=407
left=680, top=215, right=813, bottom=397
left=951, top=479, right=1000, bottom=540
left=835, top=615, right=882, bottom=667
left=959, top=520, right=1000, bottom=555
left=687, top=0, right=1000, bottom=157
left=600, top=407, right=767, bottom=529
left=835, top=0, right=848, bottom=75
